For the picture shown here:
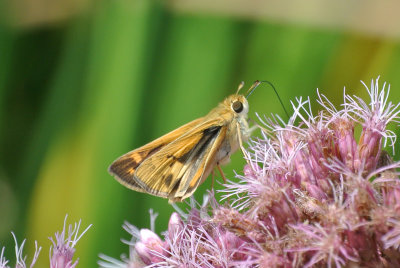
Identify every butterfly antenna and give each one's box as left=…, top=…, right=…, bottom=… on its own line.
left=246, top=80, right=290, bottom=119
left=236, top=81, right=245, bottom=94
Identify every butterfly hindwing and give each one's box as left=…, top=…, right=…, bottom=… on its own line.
left=175, top=125, right=227, bottom=200
left=134, top=119, right=227, bottom=201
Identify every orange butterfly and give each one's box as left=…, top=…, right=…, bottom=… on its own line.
left=109, top=82, right=260, bottom=203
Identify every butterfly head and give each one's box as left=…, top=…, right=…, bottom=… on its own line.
left=224, top=94, right=249, bottom=117
left=223, top=80, right=261, bottom=117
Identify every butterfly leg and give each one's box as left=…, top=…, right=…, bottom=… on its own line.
left=247, top=120, right=259, bottom=135
left=236, top=123, right=259, bottom=175
left=247, top=117, right=269, bottom=135
left=216, top=164, right=227, bottom=183
left=236, top=123, right=251, bottom=166
left=211, top=169, right=215, bottom=188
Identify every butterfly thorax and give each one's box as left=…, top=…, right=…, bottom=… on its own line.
left=205, top=94, right=250, bottom=165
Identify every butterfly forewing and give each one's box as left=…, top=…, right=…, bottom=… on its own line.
left=109, top=118, right=204, bottom=190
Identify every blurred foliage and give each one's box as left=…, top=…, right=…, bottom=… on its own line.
left=0, top=0, right=400, bottom=266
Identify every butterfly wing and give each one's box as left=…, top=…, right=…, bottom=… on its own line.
left=174, top=125, right=228, bottom=201
left=134, top=118, right=228, bottom=201
left=108, top=118, right=204, bottom=191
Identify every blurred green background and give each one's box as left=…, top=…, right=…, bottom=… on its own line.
left=1, top=0, right=400, bottom=266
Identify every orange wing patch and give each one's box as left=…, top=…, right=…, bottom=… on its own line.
left=108, top=145, right=163, bottom=186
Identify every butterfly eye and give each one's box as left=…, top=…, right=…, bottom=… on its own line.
left=232, top=101, right=243, bottom=113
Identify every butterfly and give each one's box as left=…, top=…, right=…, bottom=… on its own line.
left=108, top=81, right=260, bottom=203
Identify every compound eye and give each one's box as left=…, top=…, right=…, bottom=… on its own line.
left=232, top=101, right=243, bottom=113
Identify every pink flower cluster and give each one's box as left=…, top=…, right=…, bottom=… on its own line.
left=100, top=78, right=400, bottom=267
left=0, top=216, right=91, bottom=268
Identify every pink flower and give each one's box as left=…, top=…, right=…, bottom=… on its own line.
left=134, top=229, right=165, bottom=264
left=0, top=233, right=41, bottom=268
left=0, top=215, right=90, bottom=268
left=288, top=223, right=359, bottom=267
left=100, top=77, right=400, bottom=267
left=49, top=215, right=92, bottom=268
